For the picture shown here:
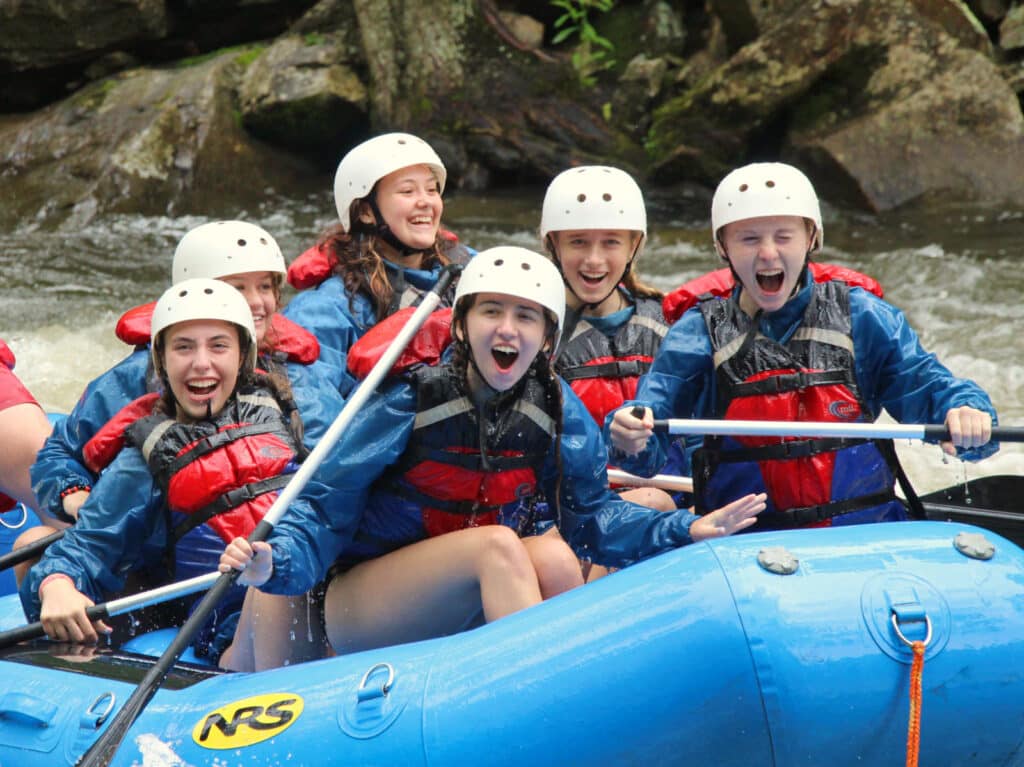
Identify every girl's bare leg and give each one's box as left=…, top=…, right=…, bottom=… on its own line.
left=324, top=525, right=542, bottom=655
left=521, top=527, right=584, bottom=599
left=221, top=588, right=328, bottom=672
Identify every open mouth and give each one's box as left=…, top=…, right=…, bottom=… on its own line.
left=186, top=380, right=218, bottom=397
left=756, top=270, right=784, bottom=293
left=492, top=346, right=519, bottom=371
left=580, top=272, right=607, bottom=287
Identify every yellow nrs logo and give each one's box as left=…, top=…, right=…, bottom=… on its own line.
left=193, top=693, right=304, bottom=749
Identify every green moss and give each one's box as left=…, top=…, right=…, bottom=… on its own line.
left=175, top=43, right=265, bottom=69
left=303, top=33, right=325, bottom=46
left=69, top=78, right=118, bottom=112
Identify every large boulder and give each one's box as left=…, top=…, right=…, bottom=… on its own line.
left=238, top=31, right=368, bottom=165
left=647, top=0, right=1024, bottom=211
left=0, top=49, right=316, bottom=230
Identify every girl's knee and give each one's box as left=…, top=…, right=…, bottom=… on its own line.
left=13, top=524, right=58, bottom=550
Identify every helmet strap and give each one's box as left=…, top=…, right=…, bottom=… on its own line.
left=366, top=194, right=423, bottom=258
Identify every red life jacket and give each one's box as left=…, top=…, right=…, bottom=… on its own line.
left=115, top=301, right=320, bottom=365
left=556, top=296, right=668, bottom=427
left=662, top=263, right=884, bottom=323
left=0, top=339, right=14, bottom=371
left=287, top=230, right=465, bottom=290
left=346, top=309, right=555, bottom=539
left=381, top=364, right=555, bottom=538
left=693, top=280, right=904, bottom=528
left=347, top=306, right=453, bottom=379
left=84, top=386, right=300, bottom=544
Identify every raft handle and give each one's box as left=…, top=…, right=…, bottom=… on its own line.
left=82, top=692, right=116, bottom=729
left=357, top=662, right=395, bottom=701
left=0, top=504, right=28, bottom=530
left=890, top=612, right=933, bottom=649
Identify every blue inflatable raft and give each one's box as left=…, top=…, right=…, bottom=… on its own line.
left=0, top=520, right=1022, bottom=766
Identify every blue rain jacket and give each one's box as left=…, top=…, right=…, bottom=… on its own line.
left=282, top=260, right=457, bottom=397
left=606, top=271, right=999, bottom=478
left=262, top=377, right=702, bottom=597
left=31, top=348, right=343, bottom=523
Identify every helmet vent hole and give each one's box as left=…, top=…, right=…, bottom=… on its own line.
left=203, top=287, right=214, bottom=295
left=577, top=194, right=586, bottom=202
left=739, top=184, right=748, bottom=192
left=398, top=139, right=407, bottom=145
left=178, top=289, right=188, bottom=297
left=521, top=263, right=531, bottom=270
left=602, top=193, right=612, bottom=201
left=237, top=239, right=247, bottom=247
left=494, top=259, right=504, bottom=266
left=766, top=180, right=776, bottom=188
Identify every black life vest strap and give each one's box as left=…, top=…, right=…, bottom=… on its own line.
left=877, top=438, right=927, bottom=520
left=172, top=474, right=292, bottom=543
left=704, top=436, right=869, bottom=463
left=771, top=488, right=898, bottom=528
left=394, top=444, right=537, bottom=473
left=386, top=481, right=504, bottom=517
left=729, top=369, right=852, bottom=399
left=166, top=423, right=281, bottom=476
left=559, top=359, right=652, bottom=382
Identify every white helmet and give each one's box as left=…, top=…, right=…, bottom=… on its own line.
left=711, top=162, right=823, bottom=251
left=151, top=278, right=258, bottom=374
left=454, top=247, right=566, bottom=351
left=172, top=221, right=286, bottom=284
left=540, top=166, right=647, bottom=240
left=333, top=133, right=447, bottom=231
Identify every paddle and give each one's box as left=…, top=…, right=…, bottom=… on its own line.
left=0, top=570, right=221, bottom=648
left=607, top=468, right=693, bottom=494
left=72, top=264, right=461, bottom=767
left=0, top=529, right=64, bottom=572
left=648, top=418, right=1024, bottom=442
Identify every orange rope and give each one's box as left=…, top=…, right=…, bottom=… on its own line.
left=905, top=640, right=926, bottom=767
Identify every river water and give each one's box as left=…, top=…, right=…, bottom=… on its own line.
left=2, top=189, right=1022, bottom=494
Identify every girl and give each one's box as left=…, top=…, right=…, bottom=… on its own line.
left=219, top=247, right=765, bottom=671
left=23, top=222, right=340, bottom=579
left=282, top=132, right=472, bottom=396
left=609, top=163, right=996, bottom=529
left=21, top=280, right=317, bottom=665
left=541, top=166, right=675, bottom=513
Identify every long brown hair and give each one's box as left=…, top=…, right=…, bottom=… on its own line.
left=319, top=197, right=457, bottom=323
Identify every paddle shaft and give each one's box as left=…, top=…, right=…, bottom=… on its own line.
left=650, top=419, right=1024, bottom=442
left=0, top=529, right=64, bottom=572
left=75, top=265, right=462, bottom=767
left=607, top=469, right=693, bottom=494
left=0, top=571, right=221, bottom=647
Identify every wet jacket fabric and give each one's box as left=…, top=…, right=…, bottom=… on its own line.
left=31, top=335, right=342, bottom=524
left=350, top=365, right=554, bottom=554
left=692, top=280, right=906, bottom=527
left=259, top=372, right=704, bottom=597
left=606, top=271, right=999, bottom=499
left=281, top=258, right=462, bottom=397
left=556, top=293, right=669, bottom=428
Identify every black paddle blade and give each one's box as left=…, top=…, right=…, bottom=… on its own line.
left=74, top=571, right=238, bottom=767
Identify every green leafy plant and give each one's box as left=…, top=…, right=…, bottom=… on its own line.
left=550, top=0, right=616, bottom=87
